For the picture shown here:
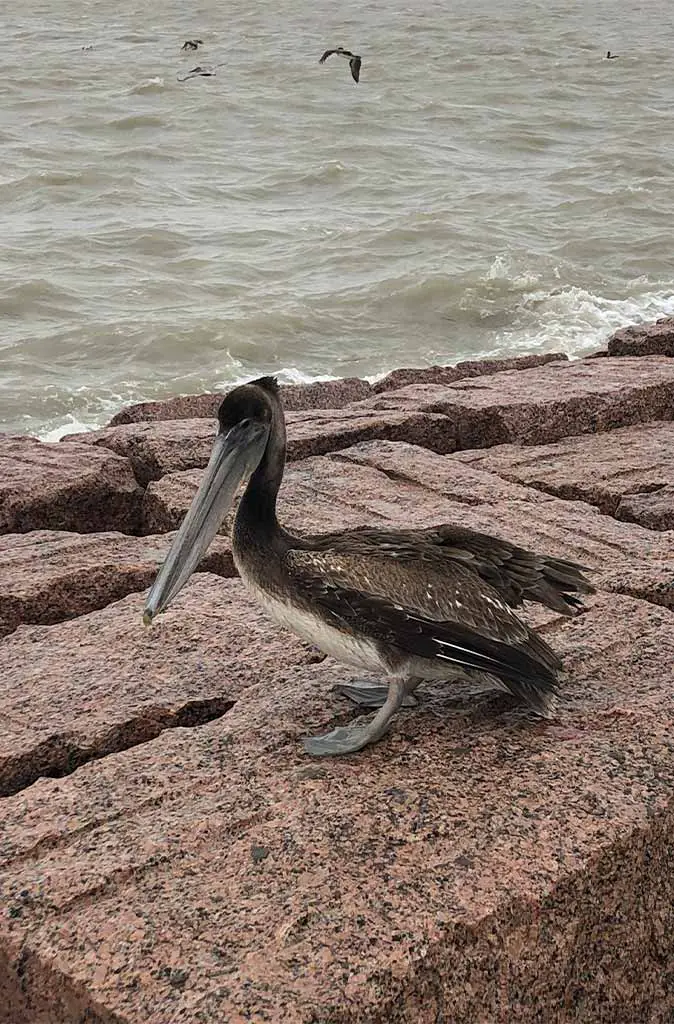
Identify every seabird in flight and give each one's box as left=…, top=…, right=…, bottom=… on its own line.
left=319, top=46, right=362, bottom=83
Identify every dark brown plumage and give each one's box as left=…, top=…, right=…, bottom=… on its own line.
left=144, top=376, right=595, bottom=756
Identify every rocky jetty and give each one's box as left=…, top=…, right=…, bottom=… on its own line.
left=0, top=322, right=673, bottom=1024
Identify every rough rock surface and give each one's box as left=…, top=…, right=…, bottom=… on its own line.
left=0, top=435, right=142, bottom=535
left=108, top=377, right=373, bottom=426
left=616, top=484, right=674, bottom=532
left=607, top=316, right=674, bottom=357
left=67, top=408, right=455, bottom=485
left=141, top=443, right=547, bottom=535
left=362, top=355, right=674, bottom=448
left=0, top=575, right=319, bottom=798
left=449, top=421, right=674, bottom=528
left=0, top=531, right=234, bottom=638
left=372, top=351, right=567, bottom=392
left=3, top=329, right=674, bottom=1023
left=0, top=584, right=672, bottom=1024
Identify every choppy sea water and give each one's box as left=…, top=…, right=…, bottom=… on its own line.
left=2, top=0, right=674, bottom=438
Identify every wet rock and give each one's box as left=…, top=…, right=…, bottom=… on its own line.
left=450, top=421, right=674, bottom=528
left=67, top=409, right=455, bottom=486
left=363, top=354, right=674, bottom=448
left=607, top=316, right=674, bottom=357
left=373, top=351, right=567, bottom=392
left=0, top=434, right=142, bottom=535
left=108, top=377, right=373, bottom=426
left=0, top=590, right=672, bottom=1023
left=0, top=531, right=235, bottom=638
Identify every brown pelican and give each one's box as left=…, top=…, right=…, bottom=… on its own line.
left=319, top=47, right=362, bottom=83
left=181, top=39, right=203, bottom=51
left=143, top=377, right=593, bottom=756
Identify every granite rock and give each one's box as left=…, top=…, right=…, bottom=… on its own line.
left=108, top=377, right=373, bottom=426
left=616, top=484, right=674, bottom=531
left=0, top=575, right=317, bottom=797
left=0, top=588, right=672, bottom=1023
left=0, top=435, right=142, bottom=535
left=372, top=351, right=567, bottom=392
left=66, top=409, right=455, bottom=486
left=0, top=531, right=235, bottom=638
left=607, top=316, right=674, bottom=357
left=449, top=421, right=674, bottom=528
left=140, top=443, right=545, bottom=535
left=362, top=355, right=674, bottom=448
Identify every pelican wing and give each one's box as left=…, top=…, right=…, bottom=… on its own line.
left=284, top=547, right=561, bottom=705
left=319, top=49, right=337, bottom=63
left=350, top=55, right=361, bottom=82
left=308, top=524, right=593, bottom=615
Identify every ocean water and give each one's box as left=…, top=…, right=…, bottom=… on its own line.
left=2, top=0, right=674, bottom=438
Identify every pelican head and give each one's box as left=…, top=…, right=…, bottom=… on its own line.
left=143, top=378, right=279, bottom=624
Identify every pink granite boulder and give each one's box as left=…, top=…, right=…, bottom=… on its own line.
left=0, top=435, right=142, bottom=534
left=607, top=316, right=674, bottom=357
left=0, top=588, right=672, bottom=1023
left=373, top=351, right=567, bottom=392
left=449, top=421, right=674, bottom=528
left=362, top=355, right=674, bottom=448
left=0, top=530, right=235, bottom=638
left=108, top=377, right=373, bottom=426
left=140, top=445, right=536, bottom=536
left=66, top=408, right=455, bottom=485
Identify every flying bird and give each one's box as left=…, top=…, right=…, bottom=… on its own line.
left=181, top=39, right=203, bottom=51
left=143, top=377, right=594, bottom=757
left=177, top=63, right=224, bottom=82
left=319, top=46, right=361, bottom=83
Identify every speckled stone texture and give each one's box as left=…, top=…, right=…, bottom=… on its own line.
left=607, top=316, right=674, bottom=357
left=108, top=377, right=373, bottom=426
left=361, top=355, right=674, bottom=447
left=372, top=351, right=567, bottom=392
left=2, top=339, right=674, bottom=1023
left=448, top=421, right=674, bottom=528
left=140, top=443, right=549, bottom=534
left=0, top=585, right=672, bottom=1024
left=0, top=530, right=234, bottom=638
left=67, top=408, right=454, bottom=485
left=0, top=575, right=320, bottom=798
left=0, top=435, right=142, bottom=534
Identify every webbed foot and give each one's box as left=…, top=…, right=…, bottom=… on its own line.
left=302, top=717, right=383, bottom=756
left=334, top=679, right=418, bottom=708
left=302, top=677, right=417, bottom=757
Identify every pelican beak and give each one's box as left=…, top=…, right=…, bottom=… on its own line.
left=143, top=418, right=269, bottom=624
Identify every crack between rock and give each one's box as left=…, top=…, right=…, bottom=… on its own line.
left=328, top=454, right=484, bottom=506
left=0, top=697, right=235, bottom=799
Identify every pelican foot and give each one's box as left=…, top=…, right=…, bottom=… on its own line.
left=302, top=716, right=387, bottom=756
left=303, top=677, right=417, bottom=757
left=334, top=680, right=418, bottom=709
